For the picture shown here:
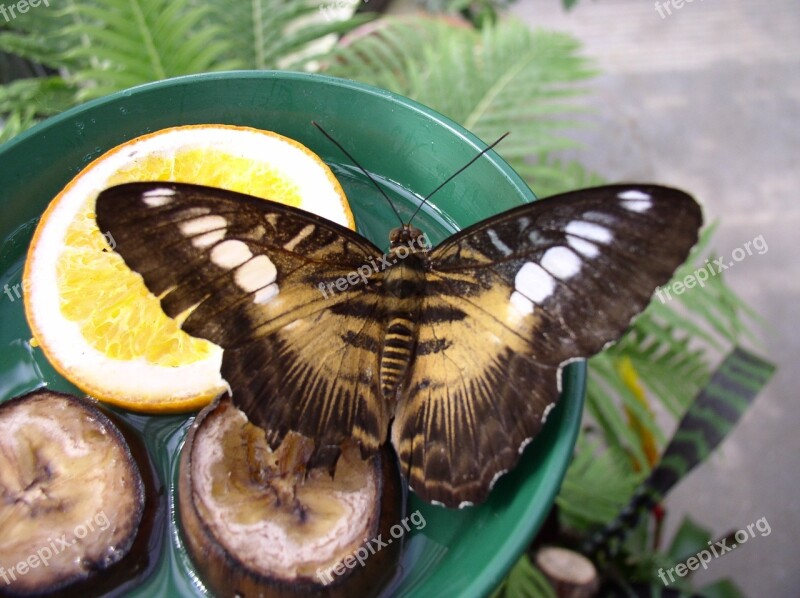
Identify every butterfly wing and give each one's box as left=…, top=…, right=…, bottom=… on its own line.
left=392, top=184, right=702, bottom=506
left=96, top=182, right=390, bottom=466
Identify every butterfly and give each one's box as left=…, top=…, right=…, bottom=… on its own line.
left=95, top=134, right=702, bottom=509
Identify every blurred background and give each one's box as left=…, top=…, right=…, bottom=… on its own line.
left=1, top=0, right=795, bottom=595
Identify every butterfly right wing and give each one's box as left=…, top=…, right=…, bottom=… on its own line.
left=96, top=182, right=390, bottom=466
left=392, top=184, right=702, bottom=506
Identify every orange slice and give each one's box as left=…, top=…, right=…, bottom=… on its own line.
left=24, top=124, right=353, bottom=412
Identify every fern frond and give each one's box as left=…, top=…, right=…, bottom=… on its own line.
left=490, top=553, right=556, bottom=598
left=64, top=0, right=235, bottom=100
left=0, top=76, right=75, bottom=144
left=557, top=435, right=644, bottom=530
left=202, top=0, right=371, bottom=70
left=326, top=17, right=595, bottom=156
left=516, top=156, right=605, bottom=198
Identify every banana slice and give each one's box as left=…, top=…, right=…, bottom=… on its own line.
left=0, top=389, right=144, bottom=596
left=179, top=396, right=403, bottom=597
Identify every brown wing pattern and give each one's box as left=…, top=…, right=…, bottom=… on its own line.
left=392, top=185, right=702, bottom=506
left=98, top=181, right=702, bottom=507
left=96, top=182, right=391, bottom=466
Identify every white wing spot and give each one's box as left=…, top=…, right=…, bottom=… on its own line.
left=283, top=224, right=315, bottom=252
left=253, top=282, right=279, bottom=304
left=619, top=190, right=653, bottom=212
left=518, top=438, right=533, bottom=454
left=583, top=211, right=617, bottom=226
left=211, top=240, right=252, bottom=269
left=528, top=230, right=546, bottom=245
left=142, top=188, right=176, bottom=207
left=192, top=229, right=226, bottom=248
left=618, top=190, right=651, bottom=201
left=567, top=236, right=599, bottom=258
left=565, top=220, right=612, bottom=244
left=235, top=255, right=277, bottom=292
left=458, top=501, right=474, bottom=509
left=510, top=290, right=535, bottom=315
left=541, top=246, right=581, bottom=280
left=489, top=469, right=508, bottom=490
left=179, top=215, right=226, bottom=237
left=541, top=402, right=556, bottom=424
left=621, top=199, right=652, bottom=213
left=176, top=207, right=211, bottom=219
left=515, top=261, right=555, bottom=303
left=487, top=228, right=512, bottom=256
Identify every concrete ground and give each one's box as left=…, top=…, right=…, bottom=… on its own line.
left=392, top=0, right=798, bottom=594
left=506, top=1, right=798, bottom=595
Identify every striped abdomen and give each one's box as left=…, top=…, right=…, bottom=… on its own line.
left=380, top=252, right=425, bottom=399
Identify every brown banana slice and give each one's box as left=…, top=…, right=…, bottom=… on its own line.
left=0, top=389, right=145, bottom=596
left=179, top=395, right=403, bottom=597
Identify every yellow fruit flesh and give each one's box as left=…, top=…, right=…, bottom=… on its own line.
left=56, top=148, right=304, bottom=366
left=106, top=148, right=304, bottom=207
left=58, top=197, right=213, bottom=366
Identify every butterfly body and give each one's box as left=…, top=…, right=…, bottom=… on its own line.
left=377, top=225, right=431, bottom=399
left=96, top=180, right=702, bottom=508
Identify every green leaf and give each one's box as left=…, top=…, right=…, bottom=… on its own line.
left=585, top=375, right=648, bottom=467
left=666, top=517, right=712, bottom=562
left=0, top=76, right=75, bottom=115
left=558, top=435, right=644, bottom=530
left=645, top=347, right=775, bottom=500
left=698, top=579, right=747, bottom=598
left=518, top=157, right=604, bottom=199
left=0, top=108, right=36, bottom=144
left=65, top=0, right=234, bottom=100
left=202, top=0, right=371, bottom=70
left=0, top=76, right=76, bottom=142
left=491, top=554, right=556, bottom=598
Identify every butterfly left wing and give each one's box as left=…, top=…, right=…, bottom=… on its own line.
left=392, top=184, right=702, bottom=507
left=96, top=182, right=391, bottom=467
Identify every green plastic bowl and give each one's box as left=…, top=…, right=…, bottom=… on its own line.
left=0, top=71, right=585, bottom=597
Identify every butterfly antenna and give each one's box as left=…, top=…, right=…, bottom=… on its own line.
left=407, top=132, right=509, bottom=227
left=312, top=121, right=404, bottom=227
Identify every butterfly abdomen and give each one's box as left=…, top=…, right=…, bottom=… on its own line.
left=379, top=251, right=426, bottom=399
